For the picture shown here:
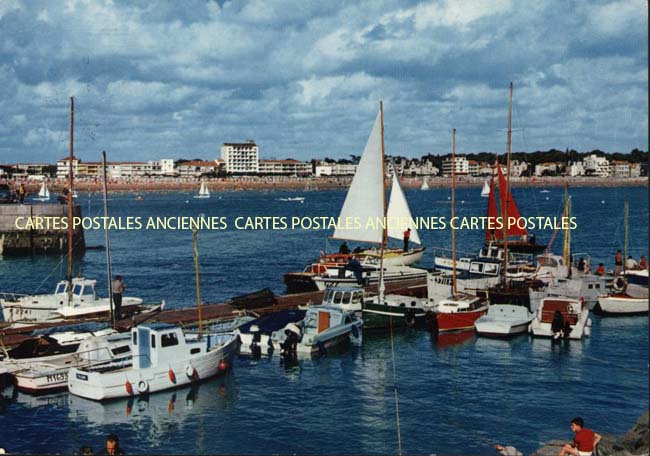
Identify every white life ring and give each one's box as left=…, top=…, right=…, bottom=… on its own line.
left=136, top=379, right=149, bottom=394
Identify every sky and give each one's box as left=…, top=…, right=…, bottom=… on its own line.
left=0, top=0, right=647, bottom=163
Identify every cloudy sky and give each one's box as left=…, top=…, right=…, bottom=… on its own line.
left=0, top=0, right=646, bottom=163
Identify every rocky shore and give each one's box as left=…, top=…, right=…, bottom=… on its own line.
left=1, top=176, right=647, bottom=194
left=529, top=413, right=649, bottom=456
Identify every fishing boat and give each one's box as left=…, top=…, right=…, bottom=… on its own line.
left=0, top=277, right=149, bottom=323
left=68, top=323, right=238, bottom=400
left=480, top=180, right=490, bottom=197
left=12, top=332, right=132, bottom=394
left=361, top=292, right=430, bottom=329
left=420, top=179, right=430, bottom=190
left=529, top=297, right=591, bottom=340
left=475, top=304, right=534, bottom=338
left=311, top=264, right=427, bottom=291
left=271, top=306, right=363, bottom=357
left=236, top=309, right=306, bottom=356
left=34, top=182, right=50, bottom=201
left=194, top=181, right=210, bottom=199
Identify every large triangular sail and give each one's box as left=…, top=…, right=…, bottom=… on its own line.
left=386, top=167, right=421, bottom=245
left=332, top=111, right=385, bottom=244
left=496, top=164, right=526, bottom=237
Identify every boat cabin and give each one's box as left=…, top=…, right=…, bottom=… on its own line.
left=436, top=295, right=483, bottom=314
left=539, top=299, right=583, bottom=326
left=536, top=254, right=569, bottom=279
left=322, top=287, right=365, bottom=308
left=303, top=306, right=355, bottom=336
left=54, top=278, right=97, bottom=302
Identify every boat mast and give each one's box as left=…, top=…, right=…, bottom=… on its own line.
left=378, top=100, right=387, bottom=303
left=451, top=128, right=457, bottom=297
left=562, top=182, right=571, bottom=276
left=623, top=198, right=630, bottom=274
left=193, top=229, right=204, bottom=339
left=102, top=151, right=115, bottom=328
left=502, top=82, right=513, bottom=287
left=67, top=96, right=74, bottom=306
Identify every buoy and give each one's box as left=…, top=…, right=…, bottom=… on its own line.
left=601, top=200, right=605, bottom=204
left=125, top=381, right=133, bottom=396
left=168, top=368, right=177, bottom=384
left=186, top=365, right=198, bottom=380
left=218, top=360, right=228, bottom=372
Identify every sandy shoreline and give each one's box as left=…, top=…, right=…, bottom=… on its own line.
left=2, top=176, right=646, bottom=193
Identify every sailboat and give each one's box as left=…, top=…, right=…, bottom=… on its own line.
left=420, top=179, right=430, bottom=190
left=34, top=182, right=50, bottom=201
left=480, top=180, right=490, bottom=197
left=431, top=129, right=487, bottom=333
left=194, top=181, right=210, bottom=199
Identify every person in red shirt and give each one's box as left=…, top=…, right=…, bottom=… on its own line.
left=558, top=417, right=601, bottom=456
left=595, top=263, right=606, bottom=276
left=403, top=228, right=411, bottom=252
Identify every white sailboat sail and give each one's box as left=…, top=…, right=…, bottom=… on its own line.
left=420, top=179, right=429, bottom=190
left=480, top=180, right=490, bottom=198
left=386, top=169, right=421, bottom=245
left=36, top=182, right=50, bottom=200
left=194, top=182, right=210, bottom=199
left=332, top=111, right=384, bottom=244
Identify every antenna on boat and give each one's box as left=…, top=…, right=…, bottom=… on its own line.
left=102, top=150, right=115, bottom=329
left=378, top=100, right=387, bottom=304
left=67, top=96, right=75, bottom=306
left=451, top=128, right=457, bottom=298
left=193, top=228, right=204, bottom=340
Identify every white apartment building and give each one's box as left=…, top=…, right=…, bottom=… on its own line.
left=511, top=160, right=529, bottom=177
left=534, top=162, right=559, bottom=177
left=176, top=160, right=221, bottom=178
left=583, top=154, right=610, bottom=177
left=221, top=140, right=259, bottom=174
left=442, top=156, right=469, bottom=176
left=150, top=159, right=176, bottom=176
left=314, top=162, right=357, bottom=176
left=468, top=160, right=479, bottom=176
left=258, top=159, right=312, bottom=176
left=566, top=161, right=585, bottom=177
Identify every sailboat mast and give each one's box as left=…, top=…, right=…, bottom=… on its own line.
left=67, top=96, right=74, bottom=305
left=451, top=128, right=457, bottom=297
left=193, top=229, right=204, bottom=339
left=562, top=182, right=571, bottom=271
left=503, top=82, right=513, bottom=285
left=623, top=198, right=630, bottom=274
left=102, top=151, right=115, bottom=328
left=378, top=101, right=387, bottom=302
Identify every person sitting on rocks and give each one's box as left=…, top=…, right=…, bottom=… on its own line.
left=558, top=417, right=601, bottom=456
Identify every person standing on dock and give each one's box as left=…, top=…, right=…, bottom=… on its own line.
left=614, top=250, right=623, bottom=275
left=112, top=276, right=125, bottom=320
left=558, top=417, right=601, bottom=456
left=403, top=228, right=411, bottom=252
left=17, top=183, right=25, bottom=204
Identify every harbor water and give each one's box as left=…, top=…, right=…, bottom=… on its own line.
left=0, top=186, right=647, bottom=454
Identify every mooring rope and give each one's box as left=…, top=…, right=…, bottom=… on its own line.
left=389, top=315, right=403, bottom=456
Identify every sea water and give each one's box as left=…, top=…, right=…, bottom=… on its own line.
left=0, top=185, right=647, bottom=455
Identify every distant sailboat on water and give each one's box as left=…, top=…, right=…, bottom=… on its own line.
left=480, top=180, right=490, bottom=198
left=420, top=179, right=430, bottom=190
left=194, top=181, right=210, bottom=199
left=34, top=182, right=50, bottom=201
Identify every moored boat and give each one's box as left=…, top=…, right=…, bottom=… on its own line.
left=529, top=297, right=591, bottom=340
left=596, top=294, right=648, bottom=316
left=432, top=294, right=488, bottom=332
left=475, top=304, right=533, bottom=338
left=68, top=323, right=238, bottom=401
left=236, top=309, right=306, bottom=356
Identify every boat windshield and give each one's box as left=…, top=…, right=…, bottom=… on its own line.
left=55, top=283, right=67, bottom=294
left=538, top=257, right=558, bottom=267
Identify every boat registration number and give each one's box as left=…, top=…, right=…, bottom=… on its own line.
left=46, top=372, right=68, bottom=383
left=75, top=373, right=88, bottom=381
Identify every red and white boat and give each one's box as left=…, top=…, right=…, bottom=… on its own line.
left=529, top=297, right=591, bottom=339
left=433, top=294, right=488, bottom=332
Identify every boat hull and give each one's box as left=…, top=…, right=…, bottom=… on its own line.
left=596, top=294, right=649, bottom=315
left=435, top=308, right=486, bottom=332
left=361, top=302, right=429, bottom=329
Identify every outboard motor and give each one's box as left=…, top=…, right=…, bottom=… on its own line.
left=250, top=325, right=262, bottom=358
left=280, top=323, right=302, bottom=357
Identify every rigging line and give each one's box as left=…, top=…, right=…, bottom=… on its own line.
left=389, top=316, right=403, bottom=456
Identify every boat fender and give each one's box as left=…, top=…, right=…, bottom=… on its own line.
left=168, top=368, right=177, bottom=384
left=586, top=318, right=592, bottom=327
left=125, top=381, right=134, bottom=396
left=405, top=309, right=417, bottom=328
left=351, top=324, right=359, bottom=339
left=186, top=365, right=198, bottom=380
left=612, top=277, right=626, bottom=293
left=584, top=326, right=591, bottom=337
left=218, top=360, right=228, bottom=372
left=137, top=380, right=149, bottom=394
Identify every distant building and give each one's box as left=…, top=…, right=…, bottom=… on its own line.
left=535, top=162, right=558, bottom=177
left=442, top=156, right=469, bottom=176
left=566, top=161, right=585, bottom=177
left=176, top=160, right=220, bottom=178
left=420, top=159, right=439, bottom=176
left=221, top=140, right=259, bottom=174
left=13, top=163, right=53, bottom=178
left=150, top=159, right=176, bottom=176
left=511, top=160, right=529, bottom=177
left=583, top=154, right=610, bottom=177
left=630, top=163, right=641, bottom=177
left=314, top=161, right=357, bottom=176
left=258, top=159, right=312, bottom=176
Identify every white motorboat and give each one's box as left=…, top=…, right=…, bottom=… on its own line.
left=194, top=181, right=210, bottom=199
left=475, top=304, right=534, bottom=338
left=0, top=277, right=147, bottom=323
left=529, top=274, right=610, bottom=311
left=271, top=306, right=363, bottom=357
left=34, top=182, right=50, bottom=201
left=12, top=332, right=131, bottom=393
left=596, top=294, right=648, bottom=315
left=68, top=323, right=238, bottom=401
left=236, top=309, right=306, bottom=356
left=529, top=297, right=591, bottom=340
